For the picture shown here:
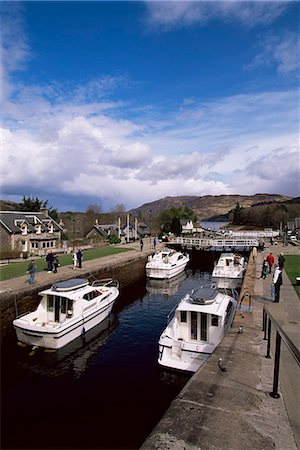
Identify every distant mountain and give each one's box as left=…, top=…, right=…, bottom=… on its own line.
left=129, top=194, right=292, bottom=221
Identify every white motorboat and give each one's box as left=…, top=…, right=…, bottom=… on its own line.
left=158, top=284, right=238, bottom=372
left=212, top=253, right=247, bottom=288
left=13, top=278, right=119, bottom=350
left=146, top=248, right=189, bottom=279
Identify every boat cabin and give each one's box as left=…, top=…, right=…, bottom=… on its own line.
left=173, top=287, right=235, bottom=343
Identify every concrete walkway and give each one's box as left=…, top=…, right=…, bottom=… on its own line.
left=141, top=243, right=300, bottom=450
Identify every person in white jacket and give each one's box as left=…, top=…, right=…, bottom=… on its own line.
left=272, top=265, right=283, bottom=303
left=72, top=250, right=77, bottom=270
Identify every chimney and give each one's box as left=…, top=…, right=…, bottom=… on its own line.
left=40, top=207, right=49, bottom=217
left=95, top=218, right=98, bottom=225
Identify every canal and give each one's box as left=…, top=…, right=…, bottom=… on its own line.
left=1, top=253, right=215, bottom=450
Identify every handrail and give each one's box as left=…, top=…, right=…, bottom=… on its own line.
left=262, top=305, right=300, bottom=398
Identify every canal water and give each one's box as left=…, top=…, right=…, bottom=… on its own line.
left=1, top=253, right=215, bottom=450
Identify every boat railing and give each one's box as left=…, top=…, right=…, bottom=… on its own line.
left=166, top=303, right=179, bottom=325
left=92, top=278, right=119, bottom=289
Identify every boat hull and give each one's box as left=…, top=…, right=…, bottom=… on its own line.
left=211, top=276, right=243, bottom=289
left=158, top=338, right=210, bottom=372
left=146, top=260, right=189, bottom=279
left=14, top=296, right=116, bottom=350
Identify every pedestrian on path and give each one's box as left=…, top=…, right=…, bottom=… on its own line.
left=26, top=259, right=37, bottom=284
left=153, top=237, right=157, bottom=250
left=278, top=252, right=285, bottom=269
left=266, top=252, right=275, bottom=274
left=272, top=266, right=283, bottom=303
left=53, top=254, right=60, bottom=273
left=260, top=258, right=268, bottom=279
left=46, top=250, right=54, bottom=273
left=140, top=238, right=143, bottom=251
left=77, top=249, right=83, bottom=268
left=252, top=246, right=257, bottom=260
left=72, top=250, right=77, bottom=270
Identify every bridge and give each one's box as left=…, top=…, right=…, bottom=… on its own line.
left=168, top=236, right=259, bottom=251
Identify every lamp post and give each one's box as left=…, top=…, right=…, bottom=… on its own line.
left=148, top=209, right=152, bottom=246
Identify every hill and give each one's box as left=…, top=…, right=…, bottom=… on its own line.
left=129, top=193, right=291, bottom=221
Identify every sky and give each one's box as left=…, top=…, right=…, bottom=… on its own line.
left=1, top=0, right=299, bottom=212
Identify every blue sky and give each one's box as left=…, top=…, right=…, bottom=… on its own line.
left=1, top=1, right=299, bottom=212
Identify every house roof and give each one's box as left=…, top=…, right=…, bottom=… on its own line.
left=0, top=211, right=63, bottom=234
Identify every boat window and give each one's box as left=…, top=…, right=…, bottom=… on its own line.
left=180, top=311, right=187, bottom=323
left=211, top=315, right=219, bottom=326
left=201, top=313, right=207, bottom=341
left=191, top=312, right=197, bottom=340
left=67, top=299, right=73, bottom=317
left=61, top=297, right=67, bottom=314
left=83, top=290, right=101, bottom=301
left=47, top=296, right=54, bottom=312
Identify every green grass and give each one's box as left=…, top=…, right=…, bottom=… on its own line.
left=0, top=246, right=133, bottom=281
left=284, top=255, right=300, bottom=299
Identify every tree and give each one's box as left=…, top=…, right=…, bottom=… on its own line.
left=159, top=206, right=197, bottom=234
left=111, top=203, right=126, bottom=213
left=18, top=196, right=58, bottom=221
left=232, top=202, right=244, bottom=225
left=19, top=196, right=46, bottom=212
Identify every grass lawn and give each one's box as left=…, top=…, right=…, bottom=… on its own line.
left=284, top=255, right=300, bottom=299
left=0, top=246, right=133, bottom=282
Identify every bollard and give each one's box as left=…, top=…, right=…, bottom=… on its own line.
left=270, top=331, right=281, bottom=399
left=266, top=317, right=271, bottom=358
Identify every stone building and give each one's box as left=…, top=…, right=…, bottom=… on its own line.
left=0, top=210, right=64, bottom=258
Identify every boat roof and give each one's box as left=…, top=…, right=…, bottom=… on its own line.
left=177, top=287, right=234, bottom=316
left=39, top=278, right=92, bottom=298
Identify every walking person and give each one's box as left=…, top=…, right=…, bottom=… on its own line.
left=46, top=250, right=54, bottom=273
left=260, top=258, right=268, bottom=279
left=140, top=238, right=144, bottom=251
left=77, top=249, right=83, bottom=268
left=53, top=254, right=60, bottom=273
left=278, top=252, right=285, bottom=269
left=266, top=252, right=275, bottom=274
left=72, top=250, right=78, bottom=270
left=26, top=259, right=37, bottom=284
left=272, top=265, right=283, bottom=303
left=153, top=237, right=157, bottom=250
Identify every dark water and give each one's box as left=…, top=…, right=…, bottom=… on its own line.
left=1, top=254, right=214, bottom=450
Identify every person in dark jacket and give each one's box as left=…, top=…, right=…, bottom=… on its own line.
left=26, top=259, right=37, bottom=284
left=53, top=254, right=60, bottom=273
left=46, top=250, right=54, bottom=273
left=278, top=253, right=285, bottom=269
left=77, top=249, right=83, bottom=268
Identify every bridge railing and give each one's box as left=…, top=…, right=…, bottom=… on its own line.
left=169, top=237, right=259, bottom=248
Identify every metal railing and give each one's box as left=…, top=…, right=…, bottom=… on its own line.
left=262, top=305, right=300, bottom=398
left=169, top=237, right=259, bottom=249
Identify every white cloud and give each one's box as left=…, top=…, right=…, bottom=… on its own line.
left=143, top=1, right=290, bottom=30
left=246, top=31, right=300, bottom=75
